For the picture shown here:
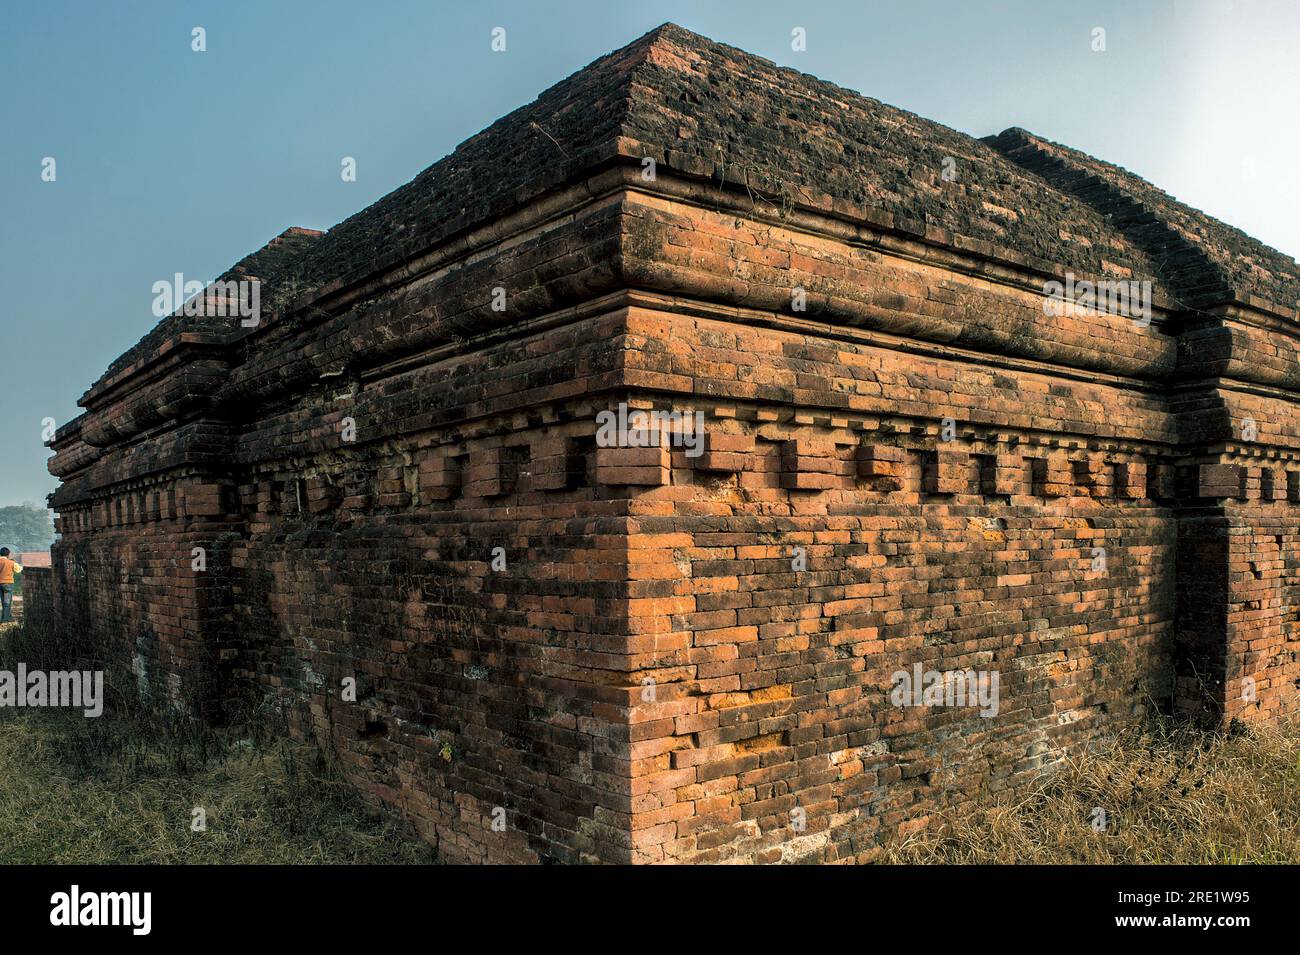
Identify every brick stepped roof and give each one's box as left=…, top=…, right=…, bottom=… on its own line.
left=612, top=25, right=1159, bottom=282
left=99, top=226, right=323, bottom=383
left=288, top=32, right=649, bottom=294
left=987, top=127, right=1300, bottom=314
left=91, top=22, right=1299, bottom=402
left=285, top=22, right=1164, bottom=293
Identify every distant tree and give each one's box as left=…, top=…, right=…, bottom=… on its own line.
left=0, top=502, right=56, bottom=552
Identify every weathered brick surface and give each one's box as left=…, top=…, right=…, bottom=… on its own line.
left=31, top=24, right=1300, bottom=863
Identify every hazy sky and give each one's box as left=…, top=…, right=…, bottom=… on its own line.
left=2, top=0, right=1297, bottom=507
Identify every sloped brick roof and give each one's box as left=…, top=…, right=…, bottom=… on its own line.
left=291, top=22, right=1162, bottom=291
left=101, top=226, right=323, bottom=382
left=613, top=25, right=1160, bottom=281
left=288, top=33, right=650, bottom=294
left=94, top=22, right=1300, bottom=398
left=987, top=127, right=1300, bottom=313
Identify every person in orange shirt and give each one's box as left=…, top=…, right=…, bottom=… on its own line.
left=0, top=548, right=23, bottom=623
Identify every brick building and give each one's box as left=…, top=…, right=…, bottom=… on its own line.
left=28, top=24, right=1300, bottom=863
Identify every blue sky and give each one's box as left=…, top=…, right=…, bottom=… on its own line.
left=3, top=0, right=1298, bottom=506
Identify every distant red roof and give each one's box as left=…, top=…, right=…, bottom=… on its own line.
left=18, top=551, right=51, bottom=568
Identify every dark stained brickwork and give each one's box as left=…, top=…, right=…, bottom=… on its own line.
left=29, top=23, right=1300, bottom=863
left=987, top=128, right=1300, bottom=314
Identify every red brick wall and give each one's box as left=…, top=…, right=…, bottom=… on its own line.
left=34, top=169, right=1300, bottom=864
left=613, top=307, right=1178, bottom=862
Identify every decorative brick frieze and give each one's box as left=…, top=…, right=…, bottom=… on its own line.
left=1113, top=460, right=1147, bottom=500
left=596, top=445, right=670, bottom=487
left=526, top=436, right=582, bottom=491
left=694, top=432, right=756, bottom=473
left=780, top=439, right=839, bottom=491
left=1198, top=463, right=1246, bottom=500
left=856, top=443, right=905, bottom=490
left=1072, top=456, right=1105, bottom=497
left=1259, top=467, right=1285, bottom=502
left=922, top=446, right=967, bottom=496
left=1030, top=454, right=1072, bottom=497
left=418, top=451, right=464, bottom=501
left=1148, top=463, right=1177, bottom=501
left=987, top=452, right=1025, bottom=497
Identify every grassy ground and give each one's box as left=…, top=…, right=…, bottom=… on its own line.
left=5, top=706, right=1294, bottom=866
left=884, top=718, right=1300, bottom=864
left=0, top=620, right=432, bottom=864
left=0, top=707, right=433, bottom=864
left=1, top=618, right=1295, bottom=864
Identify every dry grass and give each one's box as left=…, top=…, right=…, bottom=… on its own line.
left=884, top=718, right=1300, bottom=864
left=0, top=708, right=433, bottom=864
left=2, top=619, right=1295, bottom=864
left=0, top=617, right=433, bottom=864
